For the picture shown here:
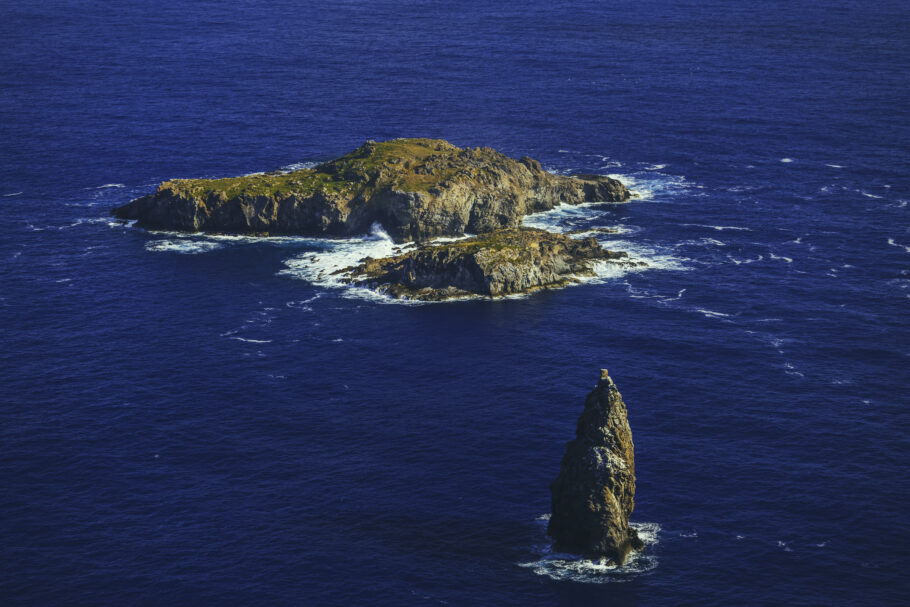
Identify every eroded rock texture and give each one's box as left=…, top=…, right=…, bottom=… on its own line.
left=548, top=370, right=644, bottom=564
left=112, top=138, right=629, bottom=242
left=340, top=228, right=638, bottom=300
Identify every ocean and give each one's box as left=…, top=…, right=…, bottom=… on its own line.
left=1, top=1, right=908, bottom=604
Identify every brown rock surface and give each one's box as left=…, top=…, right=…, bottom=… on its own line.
left=112, top=138, right=630, bottom=243
left=548, top=370, right=644, bottom=564
left=338, top=228, right=638, bottom=300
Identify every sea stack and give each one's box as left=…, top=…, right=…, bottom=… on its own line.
left=548, top=369, right=644, bottom=565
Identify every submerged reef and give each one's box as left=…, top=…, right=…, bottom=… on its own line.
left=548, top=370, right=644, bottom=565
left=112, top=138, right=629, bottom=243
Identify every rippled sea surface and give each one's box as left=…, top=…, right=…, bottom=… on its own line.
left=2, top=1, right=908, bottom=604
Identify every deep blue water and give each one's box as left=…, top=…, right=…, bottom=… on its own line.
left=2, top=1, right=909, bottom=604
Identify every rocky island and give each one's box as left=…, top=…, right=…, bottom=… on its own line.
left=112, top=138, right=629, bottom=243
left=338, top=227, right=639, bottom=301
left=548, top=369, right=644, bottom=565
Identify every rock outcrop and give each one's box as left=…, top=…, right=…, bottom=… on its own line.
left=338, top=228, right=639, bottom=300
left=112, top=138, right=630, bottom=243
left=548, top=369, right=644, bottom=564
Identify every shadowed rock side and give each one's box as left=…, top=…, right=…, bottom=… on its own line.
left=338, top=228, right=640, bottom=300
left=112, top=138, right=630, bottom=243
left=548, top=370, right=644, bottom=564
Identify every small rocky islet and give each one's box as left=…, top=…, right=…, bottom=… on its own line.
left=549, top=370, right=644, bottom=565
left=113, top=138, right=640, bottom=299
left=338, top=228, right=642, bottom=301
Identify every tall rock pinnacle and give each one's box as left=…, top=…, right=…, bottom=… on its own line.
left=548, top=369, right=644, bottom=565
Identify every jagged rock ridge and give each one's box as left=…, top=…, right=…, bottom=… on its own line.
left=548, top=369, right=644, bottom=564
left=339, top=228, right=640, bottom=301
left=112, top=138, right=630, bottom=243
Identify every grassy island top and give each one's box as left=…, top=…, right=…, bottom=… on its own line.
left=380, top=228, right=609, bottom=265
left=157, top=138, right=514, bottom=200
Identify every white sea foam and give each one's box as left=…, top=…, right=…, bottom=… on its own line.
left=887, top=238, right=910, bottom=253
left=279, top=161, right=318, bottom=173
left=142, top=228, right=325, bottom=252
left=643, top=163, right=667, bottom=170
left=679, top=530, right=698, bottom=538
left=523, top=203, right=687, bottom=276
left=230, top=336, right=272, bottom=344
left=565, top=226, right=634, bottom=239
left=768, top=253, right=793, bottom=263
left=286, top=294, right=322, bottom=310
left=95, top=183, right=125, bottom=189
left=145, top=239, right=223, bottom=254
left=598, top=160, right=623, bottom=169
left=825, top=164, right=844, bottom=168
left=190, top=232, right=322, bottom=246
left=702, top=238, right=726, bottom=247
left=783, top=362, right=804, bottom=378
left=597, top=238, right=689, bottom=274
left=727, top=254, right=764, bottom=265
left=278, top=223, right=405, bottom=302
left=607, top=172, right=694, bottom=201
left=861, top=192, right=883, bottom=199
left=695, top=308, right=732, bottom=319
left=682, top=223, right=752, bottom=232
left=519, top=522, right=660, bottom=583
left=626, top=285, right=689, bottom=308
left=780, top=158, right=794, bottom=163
left=678, top=237, right=726, bottom=248
left=3, top=192, right=23, bottom=197
left=522, top=202, right=623, bottom=233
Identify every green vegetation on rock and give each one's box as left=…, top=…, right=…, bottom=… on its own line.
left=112, top=138, right=631, bottom=242
left=341, top=227, right=639, bottom=300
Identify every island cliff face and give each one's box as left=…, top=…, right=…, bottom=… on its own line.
left=340, top=228, right=637, bottom=301
left=112, top=138, right=629, bottom=243
left=548, top=370, right=644, bottom=564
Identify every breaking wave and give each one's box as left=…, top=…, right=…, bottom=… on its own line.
left=608, top=171, right=700, bottom=202
left=145, top=239, right=223, bottom=254
left=519, top=521, right=661, bottom=583
left=278, top=223, right=406, bottom=303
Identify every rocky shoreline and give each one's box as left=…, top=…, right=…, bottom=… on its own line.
left=115, top=139, right=639, bottom=298
left=337, top=228, right=640, bottom=301
left=112, top=138, right=630, bottom=243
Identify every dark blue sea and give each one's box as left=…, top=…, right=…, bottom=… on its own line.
left=2, top=1, right=909, bottom=604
